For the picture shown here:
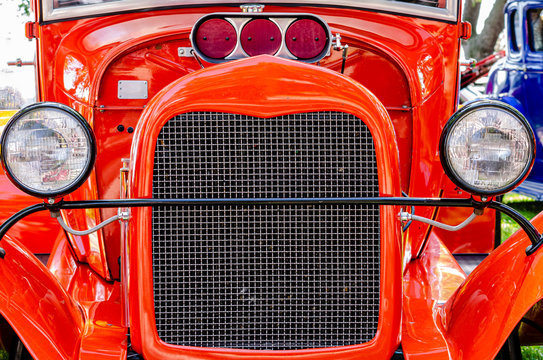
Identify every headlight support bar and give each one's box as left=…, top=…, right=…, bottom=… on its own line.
left=0, top=197, right=540, bottom=257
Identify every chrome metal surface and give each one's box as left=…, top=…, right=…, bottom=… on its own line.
left=117, top=80, right=148, bottom=99
left=177, top=47, right=194, bottom=57
left=398, top=210, right=478, bottom=231
left=152, top=111, right=380, bottom=350
left=120, top=158, right=131, bottom=327
left=52, top=210, right=120, bottom=236
left=333, top=33, right=345, bottom=51
left=120, top=158, right=130, bottom=201
left=240, top=4, right=265, bottom=12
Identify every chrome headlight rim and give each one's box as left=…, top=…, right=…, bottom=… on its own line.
left=439, top=100, right=536, bottom=197
left=0, top=102, right=96, bottom=198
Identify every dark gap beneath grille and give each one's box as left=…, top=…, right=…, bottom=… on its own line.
left=152, top=111, right=380, bottom=350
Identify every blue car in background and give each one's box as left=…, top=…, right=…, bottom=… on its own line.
left=486, top=0, right=543, bottom=199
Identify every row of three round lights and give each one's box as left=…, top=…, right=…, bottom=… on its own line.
left=0, top=103, right=95, bottom=198
left=196, top=18, right=326, bottom=59
left=441, top=101, right=536, bottom=197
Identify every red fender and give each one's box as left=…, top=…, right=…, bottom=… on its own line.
left=441, top=211, right=543, bottom=359
left=0, top=234, right=84, bottom=359
left=0, top=169, right=60, bottom=255
left=402, top=230, right=466, bottom=360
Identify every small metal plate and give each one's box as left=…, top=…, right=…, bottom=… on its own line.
left=178, top=47, right=194, bottom=57
left=118, top=80, right=148, bottom=99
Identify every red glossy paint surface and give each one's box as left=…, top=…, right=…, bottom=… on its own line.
left=75, top=275, right=126, bottom=360
left=402, top=231, right=466, bottom=359
left=34, top=7, right=431, bottom=283
left=0, top=168, right=59, bottom=254
left=241, top=19, right=281, bottom=56
left=5, top=3, right=527, bottom=358
left=402, top=214, right=543, bottom=359
left=285, top=19, right=326, bottom=59
left=0, top=234, right=84, bottom=359
left=79, top=320, right=127, bottom=360
left=319, top=46, right=413, bottom=191
left=48, top=236, right=128, bottom=359
left=36, top=8, right=459, bottom=226
left=433, top=177, right=495, bottom=254
left=62, top=174, right=112, bottom=280
left=195, top=19, right=237, bottom=59
left=438, top=212, right=543, bottom=359
left=406, top=82, right=446, bottom=258
left=129, top=55, right=402, bottom=359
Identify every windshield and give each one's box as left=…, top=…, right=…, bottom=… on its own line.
left=528, top=8, right=543, bottom=52
left=44, top=0, right=457, bottom=22
left=54, top=0, right=446, bottom=9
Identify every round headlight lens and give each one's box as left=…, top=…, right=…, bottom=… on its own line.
left=440, top=101, right=535, bottom=196
left=0, top=103, right=95, bottom=197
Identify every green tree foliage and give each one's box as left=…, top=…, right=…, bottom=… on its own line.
left=14, top=0, right=30, bottom=16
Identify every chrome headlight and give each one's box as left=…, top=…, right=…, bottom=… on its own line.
left=0, top=102, right=96, bottom=198
left=440, top=101, right=535, bottom=196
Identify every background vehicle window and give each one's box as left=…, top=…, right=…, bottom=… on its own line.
left=394, top=0, right=446, bottom=9
left=528, top=8, right=543, bottom=51
left=511, top=10, right=522, bottom=52
left=54, top=0, right=122, bottom=9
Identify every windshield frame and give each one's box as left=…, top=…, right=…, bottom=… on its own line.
left=41, top=0, right=458, bottom=23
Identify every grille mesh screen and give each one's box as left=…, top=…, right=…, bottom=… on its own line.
left=152, top=112, right=380, bottom=350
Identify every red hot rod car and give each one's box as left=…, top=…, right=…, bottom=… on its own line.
left=0, top=0, right=542, bottom=359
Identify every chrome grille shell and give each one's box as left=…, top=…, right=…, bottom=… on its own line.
left=152, top=111, right=380, bottom=350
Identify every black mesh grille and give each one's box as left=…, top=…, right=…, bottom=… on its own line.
left=152, top=112, right=380, bottom=350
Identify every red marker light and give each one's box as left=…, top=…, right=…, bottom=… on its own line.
left=241, top=19, right=281, bottom=56
left=195, top=19, right=237, bottom=59
left=286, top=19, right=327, bottom=60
